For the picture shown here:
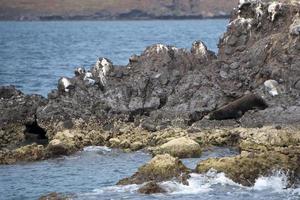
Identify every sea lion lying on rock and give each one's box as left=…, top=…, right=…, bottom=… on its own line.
left=208, top=93, right=268, bottom=120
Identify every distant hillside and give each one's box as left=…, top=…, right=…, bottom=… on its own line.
left=0, top=0, right=238, bottom=20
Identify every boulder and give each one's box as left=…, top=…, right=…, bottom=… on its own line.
left=117, top=154, right=190, bottom=185
left=151, top=137, right=202, bottom=158
left=130, top=141, right=144, bottom=151
left=38, top=192, right=70, bottom=200
left=46, top=139, right=69, bottom=156
left=195, top=151, right=300, bottom=187
left=238, top=126, right=300, bottom=152
left=109, top=138, right=121, bottom=148
left=0, top=144, right=46, bottom=164
left=138, top=181, right=166, bottom=194
left=50, top=130, right=85, bottom=154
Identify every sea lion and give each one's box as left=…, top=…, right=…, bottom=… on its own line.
left=208, top=93, right=268, bottom=120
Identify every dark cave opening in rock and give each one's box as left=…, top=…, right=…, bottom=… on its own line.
left=24, top=120, right=48, bottom=144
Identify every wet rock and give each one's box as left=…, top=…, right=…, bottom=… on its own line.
left=117, top=154, right=190, bottom=185
left=50, top=130, right=85, bottom=154
left=38, top=192, right=71, bottom=200
left=46, top=139, right=69, bottom=156
left=138, top=181, right=166, bottom=194
left=0, top=144, right=46, bottom=164
left=195, top=151, right=300, bottom=187
left=151, top=137, right=202, bottom=158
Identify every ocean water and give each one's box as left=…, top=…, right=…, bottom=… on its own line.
left=0, top=20, right=227, bottom=96
left=0, top=146, right=299, bottom=200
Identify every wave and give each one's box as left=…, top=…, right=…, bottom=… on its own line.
left=251, top=171, right=289, bottom=192
left=83, top=146, right=112, bottom=152
left=160, top=170, right=243, bottom=194
left=81, top=170, right=300, bottom=199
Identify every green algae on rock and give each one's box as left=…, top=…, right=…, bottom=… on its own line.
left=195, top=151, right=300, bottom=187
left=117, top=154, right=191, bottom=185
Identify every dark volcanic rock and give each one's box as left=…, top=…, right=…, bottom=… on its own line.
left=21, top=1, right=300, bottom=136
left=0, top=86, right=47, bottom=149
left=36, top=42, right=223, bottom=137
left=2, top=0, right=300, bottom=164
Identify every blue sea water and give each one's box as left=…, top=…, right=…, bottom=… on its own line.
left=0, top=20, right=227, bottom=96
left=0, top=147, right=299, bottom=200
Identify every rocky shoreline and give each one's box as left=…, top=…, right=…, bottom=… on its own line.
left=1, top=0, right=300, bottom=196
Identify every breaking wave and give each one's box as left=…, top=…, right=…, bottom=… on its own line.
left=83, top=146, right=112, bottom=152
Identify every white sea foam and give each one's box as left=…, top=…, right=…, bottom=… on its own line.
left=86, top=184, right=139, bottom=196
left=251, top=171, right=289, bottom=192
left=83, top=146, right=112, bottom=152
left=84, top=170, right=300, bottom=198
left=160, top=170, right=242, bottom=195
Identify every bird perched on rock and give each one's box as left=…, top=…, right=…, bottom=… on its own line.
left=58, top=77, right=74, bottom=94
left=92, top=58, right=114, bottom=87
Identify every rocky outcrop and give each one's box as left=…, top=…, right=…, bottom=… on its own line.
left=151, top=137, right=202, bottom=158
left=0, top=86, right=47, bottom=149
left=1, top=0, right=300, bottom=166
left=138, top=181, right=166, bottom=194
left=195, top=150, right=300, bottom=187
left=117, top=154, right=190, bottom=185
left=215, top=0, right=300, bottom=127
left=0, top=144, right=46, bottom=164
left=32, top=1, right=299, bottom=138
left=38, top=192, right=71, bottom=200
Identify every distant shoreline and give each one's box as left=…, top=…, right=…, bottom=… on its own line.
left=0, top=15, right=230, bottom=22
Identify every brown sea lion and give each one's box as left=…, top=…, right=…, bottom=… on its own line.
left=208, top=93, right=268, bottom=120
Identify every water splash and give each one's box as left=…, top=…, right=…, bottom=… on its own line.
left=252, top=171, right=289, bottom=192
left=160, top=170, right=243, bottom=194
left=83, top=146, right=111, bottom=152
